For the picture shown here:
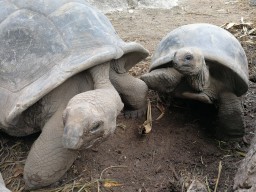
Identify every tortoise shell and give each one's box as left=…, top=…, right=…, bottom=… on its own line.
left=150, top=23, right=248, bottom=96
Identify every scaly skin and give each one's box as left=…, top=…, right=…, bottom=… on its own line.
left=141, top=68, right=182, bottom=94
left=110, top=58, right=148, bottom=118
left=24, top=105, right=78, bottom=189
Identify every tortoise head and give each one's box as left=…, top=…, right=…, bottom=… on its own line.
left=62, top=102, right=114, bottom=150
left=173, top=47, right=205, bottom=75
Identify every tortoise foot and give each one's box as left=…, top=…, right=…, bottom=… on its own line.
left=124, top=106, right=147, bottom=118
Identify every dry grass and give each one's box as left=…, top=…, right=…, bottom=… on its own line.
left=221, top=18, right=256, bottom=61
left=0, top=136, right=27, bottom=192
left=222, top=18, right=256, bottom=43
left=222, top=19, right=256, bottom=82
left=31, top=178, right=122, bottom=192
left=0, top=135, right=126, bottom=192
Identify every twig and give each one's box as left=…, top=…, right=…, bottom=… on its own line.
left=156, top=102, right=165, bottom=120
left=200, top=156, right=204, bottom=165
left=100, top=165, right=127, bottom=179
left=216, top=140, right=230, bottom=153
left=205, top=176, right=211, bottom=192
left=77, top=181, right=95, bottom=192
left=214, top=161, right=222, bottom=192
left=183, top=9, right=216, bottom=17
left=71, top=180, right=75, bottom=192
left=97, top=180, right=100, bottom=192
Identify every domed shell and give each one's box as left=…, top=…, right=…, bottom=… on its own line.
left=150, top=23, right=248, bottom=96
left=0, top=0, right=148, bottom=129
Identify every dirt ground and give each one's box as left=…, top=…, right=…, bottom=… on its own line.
left=1, top=0, right=256, bottom=192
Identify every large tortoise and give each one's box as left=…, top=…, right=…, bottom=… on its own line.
left=0, top=0, right=148, bottom=189
left=141, top=23, right=248, bottom=137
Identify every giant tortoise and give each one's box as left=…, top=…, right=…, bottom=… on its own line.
left=141, top=23, right=248, bottom=137
left=0, top=0, right=148, bottom=189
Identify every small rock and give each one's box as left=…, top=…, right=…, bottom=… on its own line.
left=128, top=9, right=134, bottom=13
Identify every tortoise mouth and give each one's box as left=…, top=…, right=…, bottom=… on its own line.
left=84, top=137, right=103, bottom=149
left=62, top=135, right=83, bottom=150
left=62, top=134, right=104, bottom=150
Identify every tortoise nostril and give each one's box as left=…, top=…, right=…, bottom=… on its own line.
left=173, top=51, right=177, bottom=58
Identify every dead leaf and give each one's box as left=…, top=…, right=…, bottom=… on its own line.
left=13, top=169, right=23, bottom=178
left=142, top=121, right=152, bottom=134
left=13, top=165, right=23, bottom=178
left=236, top=151, right=246, bottom=157
left=102, top=180, right=123, bottom=188
left=248, top=28, right=256, bottom=35
left=117, top=123, right=126, bottom=130
left=221, top=21, right=256, bottom=46
left=226, top=22, right=235, bottom=29
left=139, top=100, right=152, bottom=134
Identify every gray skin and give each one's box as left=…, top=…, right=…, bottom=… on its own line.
left=0, top=0, right=148, bottom=189
left=141, top=23, right=249, bottom=138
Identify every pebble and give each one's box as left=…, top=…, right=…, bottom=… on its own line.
left=128, top=9, right=134, bottom=13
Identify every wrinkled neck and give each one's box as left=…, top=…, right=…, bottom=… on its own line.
left=187, top=61, right=209, bottom=92
left=89, top=62, right=113, bottom=89
left=110, top=58, right=126, bottom=74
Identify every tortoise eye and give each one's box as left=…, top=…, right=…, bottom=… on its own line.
left=184, top=54, right=193, bottom=61
left=90, top=121, right=103, bottom=133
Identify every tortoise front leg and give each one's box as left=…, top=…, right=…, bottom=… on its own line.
left=24, top=106, right=78, bottom=189
left=110, top=59, right=148, bottom=118
left=140, top=68, right=183, bottom=93
left=217, top=92, right=245, bottom=137
left=176, top=91, right=213, bottom=104
left=112, top=72, right=148, bottom=118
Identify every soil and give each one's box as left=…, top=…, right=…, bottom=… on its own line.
left=1, top=0, right=256, bottom=192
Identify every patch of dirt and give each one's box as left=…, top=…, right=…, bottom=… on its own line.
left=1, top=0, right=256, bottom=191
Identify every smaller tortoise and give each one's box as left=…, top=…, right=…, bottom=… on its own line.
left=141, top=23, right=249, bottom=137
